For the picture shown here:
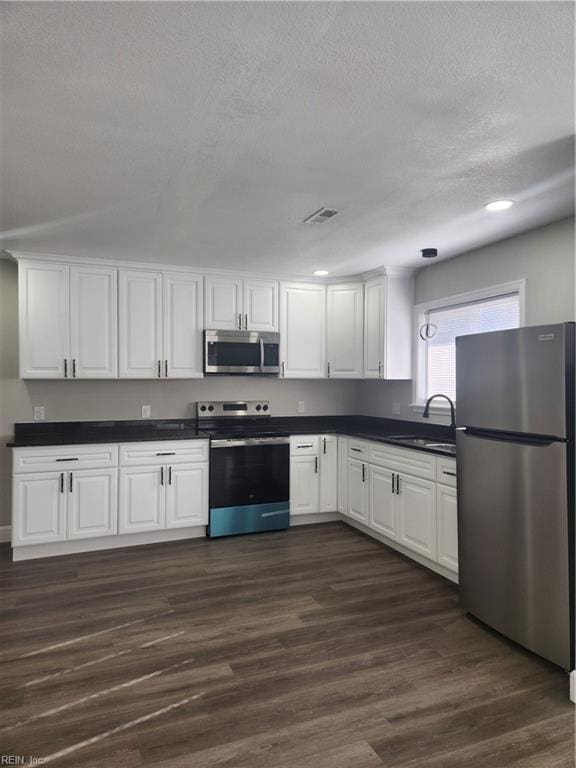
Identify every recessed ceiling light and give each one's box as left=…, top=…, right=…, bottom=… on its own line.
left=485, top=199, right=514, bottom=212
left=314, top=270, right=329, bottom=276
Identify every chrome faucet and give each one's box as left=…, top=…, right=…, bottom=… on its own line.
left=422, top=394, right=456, bottom=429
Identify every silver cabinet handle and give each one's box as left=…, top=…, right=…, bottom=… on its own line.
left=64, top=359, right=68, bottom=378
left=442, top=470, right=457, bottom=477
left=327, top=362, right=331, bottom=378
left=362, top=463, right=366, bottom=482
left=69, top=472, right=73, bottom=493
left=168, top=466, right=172, bottom=485
left=391, top=472, right=395, bottom=494
left=156, top=452, right=176, bottom=456
left=350, top=447, right=362, bottom=453
left=244, top=314, right=248, bottom=330
left=164, top=360, right=168, bottom=378
left=60, top=472, right=64, bottom=494
left=314, top=456, right=318, bottom=474
left=281, top=362, right=285, bottom=377
left=56, top=457, right=78, bottom=462
left=397, top=475, right=401, bottom=495
left=72, top=359, right=77, bottom=378
left=238, top=313, right=242, bottom=330
left=323, top=437, right=326, bottom=454
left=378, top=361, right=382, bottom=377
left=157, top=360, right=161, bottom=378
left=297, top=443, right=313, bottom=449
left=160, top=466, right=164, bottom=485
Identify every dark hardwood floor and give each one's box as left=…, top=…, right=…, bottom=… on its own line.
left=0, top=522, right=573, bottom=767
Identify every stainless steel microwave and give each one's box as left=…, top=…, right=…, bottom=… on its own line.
left=204, top=330, right=280, bottom=375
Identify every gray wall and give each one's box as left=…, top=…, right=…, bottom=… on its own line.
left=0, top=259, right=356, bottom=528
left=359, top=217, right=575, bottom=422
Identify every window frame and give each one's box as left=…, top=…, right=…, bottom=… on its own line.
left=411, top=279, right=526, bottom=412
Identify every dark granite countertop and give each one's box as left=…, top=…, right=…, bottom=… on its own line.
left=8, top=416, right=456, bottom=456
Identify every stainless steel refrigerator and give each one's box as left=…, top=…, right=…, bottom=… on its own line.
left=456, top=322, right=574, bottom=669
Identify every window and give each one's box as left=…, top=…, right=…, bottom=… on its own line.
left=413, top=282, right=524, bottom=406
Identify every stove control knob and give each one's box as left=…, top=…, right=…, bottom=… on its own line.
left=262, top=404, right=269, bottom=412
left=256, top=404, right=262, bottom=412
left=208, top=405, right=214, bottom=412
left=200, top=405, right=207, bottom=412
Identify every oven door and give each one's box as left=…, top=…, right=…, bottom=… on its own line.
left=209, top=438, right=290, bottom=536
left=204, top=330, right=280, bottom=375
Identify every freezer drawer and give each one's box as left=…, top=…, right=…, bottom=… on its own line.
left=456, top=324, right=572, bottom=438
left=456, top=429, right=571, bottom=668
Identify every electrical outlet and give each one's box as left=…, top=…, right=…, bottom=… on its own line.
left=297, top=400, right=305, bottom=414
left=33, top=406, right=45, bottom=421
left=141, top=405, right=151, bottom=419
left=392, top=402, right=401, bottom=416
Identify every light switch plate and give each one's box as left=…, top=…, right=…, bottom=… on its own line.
left=33, top=406, right=45, bottom=421
left=141, top=405, right=151, bottom=419
left=297, top=400, right=305, bottom=414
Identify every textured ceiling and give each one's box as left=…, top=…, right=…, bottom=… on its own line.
left=0, top=1, right=574, bottom=276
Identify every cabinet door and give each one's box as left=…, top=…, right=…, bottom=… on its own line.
left=119, top=466, right=165, bottom=533
left=369, top=465, right=398, bottom=539
left=363, top=278, right=384, bottom=379
left=326, top=283, right=363, bottom=378
left=70, top=265, right=118, bottom=379
left=280, top=283, right=326, bottom=378
left=398, top=474, right=437, bottom=559
left=18, top=261, right=69, bottom=379
left=165, top=463, right=208, bottom=528
left=320, top=435, right=338, bottom=513
left=119, top=270, right=163, bottom=378
left=290, top=455, right=320, bottom=515
left=163, top=273, right=203, bottom=378
left=12, top=472, right=66, bottom=545
left=243, top=279, right=279, bottom=332
left=337, top=437, right=348, bottom=514
left=384, top=275, right=413, bottom=379
left=204, top=277, right=243, bottom=330
left=437, top=484, right=458, bottom=573
left=67, top=468, right=118, bottom=540
left=347, top=458, right=368, bottom=523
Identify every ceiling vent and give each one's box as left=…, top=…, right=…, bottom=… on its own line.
left=303, top=207, right=339, bottom=224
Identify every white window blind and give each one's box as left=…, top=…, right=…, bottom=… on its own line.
left=425, top=292, right=520, bottom=401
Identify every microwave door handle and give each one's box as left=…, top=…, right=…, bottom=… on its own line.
left=259, top=337, right=264, bottom=371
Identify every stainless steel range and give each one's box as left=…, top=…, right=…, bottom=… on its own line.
left=198, top=401, right=290, bottom=537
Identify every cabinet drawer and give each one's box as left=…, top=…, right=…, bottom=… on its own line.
left=370, top=442, right=436, bottom=481
left=13, top=444, right=118, bottom=474
left=290, top=436, right=320, bottom=456
left=348, top=439, right=370, bottom=460
left=119, top=440, right=208, bottom=466
left=436, top=456, right=457, bottom=487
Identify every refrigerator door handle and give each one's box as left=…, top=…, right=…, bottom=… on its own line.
left=461, top=428, right=558, bottom=448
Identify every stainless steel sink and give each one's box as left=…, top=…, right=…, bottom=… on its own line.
left=386, top=435, right=456, bottom=453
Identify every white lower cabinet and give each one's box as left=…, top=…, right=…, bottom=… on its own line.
left=320, top=435, right=338, bottom=513
left=368, top=464, right=397, bottom=539
left=337, top=437, right=348, bottom=514
left=165, top=463, right=208, bottom=528
left=68, top=468, right=118, bottom=540
left=347, top=458, right=369, bottom=523
left=119, top=465, right=166, bottom=533
left=436, top=483, right=459, bottom=573
left=12, top=472, right=67, bottom=545
left=290, top=455, right=320, bottom=515
left=397, top=474, right=437, bottom=560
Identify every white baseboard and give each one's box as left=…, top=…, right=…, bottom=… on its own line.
left=0, top=525, right=11, bottom=543
left=341, top=515, right=459, bottom=584
left=290, top=512, right=340, bottom=526
left=11, top=526, right=207, bottom=562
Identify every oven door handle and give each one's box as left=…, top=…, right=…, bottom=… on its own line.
left=211, top=437, right=290, bottom=448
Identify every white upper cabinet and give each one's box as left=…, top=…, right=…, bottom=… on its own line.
left=326, top=283, right=364, bottom=379
left=119, top=270, right=163, bottom=379
left=19, top=261, right=70, bottom=379
left=280, top=282, right=326, bottom=378
left=163, top=273, right=203, bottom=379
left=70, top=265, right=118, bottom=379
left=204, top=276, right=243, bottom=330
left=364, top=273, right=413, bottom=380
left=205, top=276, right=278, bottom=332
left=243, top=279, right=279, bottom=332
